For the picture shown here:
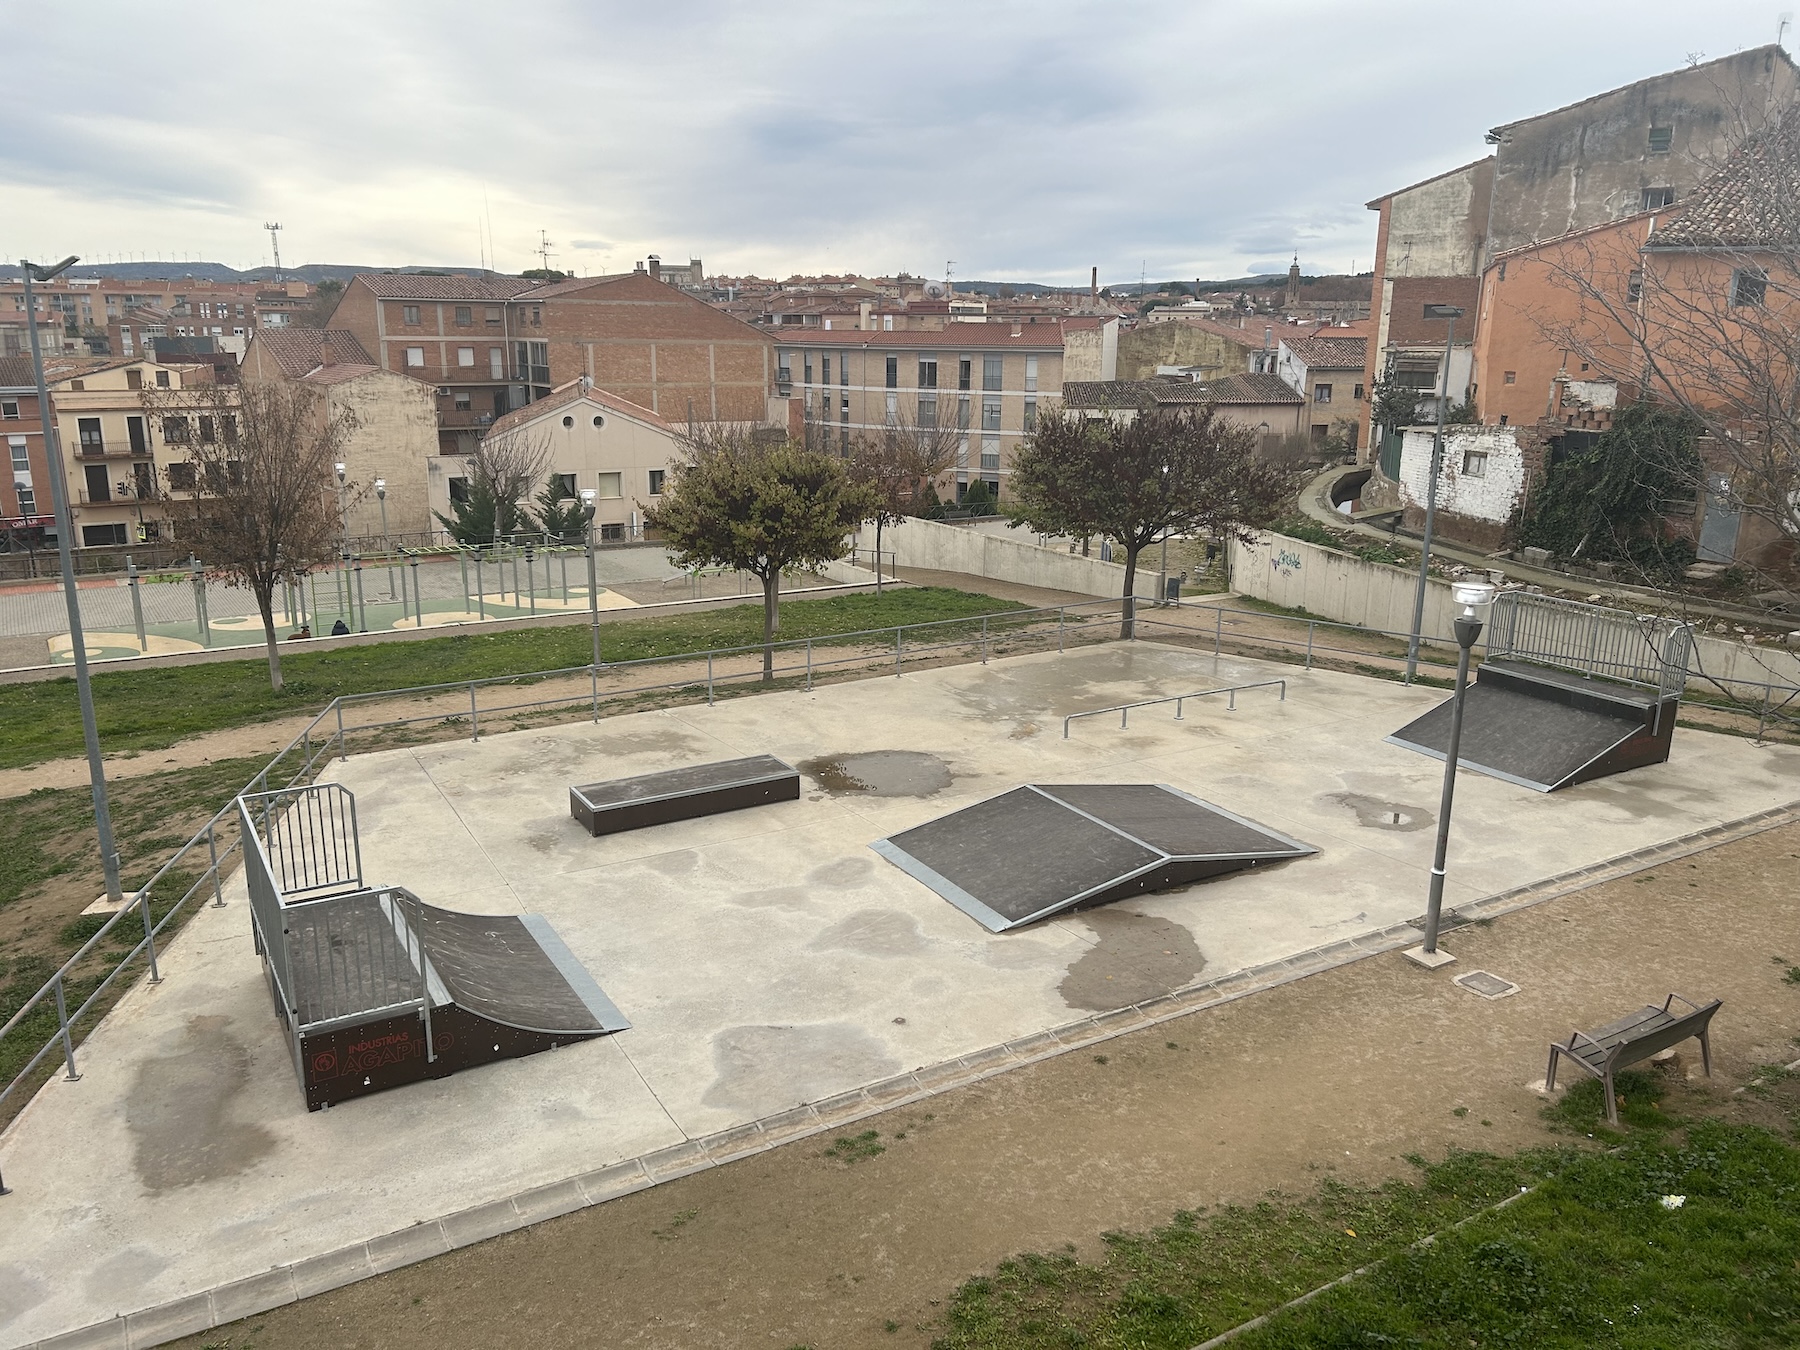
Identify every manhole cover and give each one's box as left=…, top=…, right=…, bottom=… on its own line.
left=1454, top=970, right=1520, bottom=1000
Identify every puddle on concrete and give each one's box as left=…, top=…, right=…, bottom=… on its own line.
left=1059, top=909, right=1205, bottom=1011
left=126, top=1015, right=277, bottom=1193
left=702, top=1023, right=902, bottom=1114
left=800, top=751, right=952, bottom=797
left=725, top=884, right=815, bottom=911
left=1324, top=792, right=1434, bottom=833
left=809, top=908, right=929, bottom=958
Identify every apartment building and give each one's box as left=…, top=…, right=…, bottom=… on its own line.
left=1271, top=333, right=1366, bottom=447
left=2, top=277, right=313, bottom=358
left=775, top=326, right=1067, bottom=502
left=1, top=358, right=54, bottom=544
left=327, top=268, right=776, bottom=455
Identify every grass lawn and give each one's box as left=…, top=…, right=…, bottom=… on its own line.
left=0, top=587, right=1024, bottom=772
left=927, top=1068, right=1800, bottom=1349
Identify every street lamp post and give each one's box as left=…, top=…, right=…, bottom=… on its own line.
left=22, top=254, right=124, bottom=904
left=1404, top=304, right=1463, bottom=684
left=580, top=489, right=601, bottom=669
left=375, top=478, right=396, bottom=601
left=333, top=461, right=348, bottom=620
left=1407, top=579, right=1497, bottom=968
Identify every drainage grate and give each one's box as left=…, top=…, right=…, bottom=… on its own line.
left=1454, top=969, right=1520, bottom=1000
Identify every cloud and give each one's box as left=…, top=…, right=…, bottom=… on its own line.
left=5, top=2, right=1788, bottom=280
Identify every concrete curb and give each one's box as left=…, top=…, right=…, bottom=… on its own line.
left=18, top=796, right=1800, bottom=1350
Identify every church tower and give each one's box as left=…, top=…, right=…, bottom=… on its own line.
left=1284, top=255, right=1301, bottom=312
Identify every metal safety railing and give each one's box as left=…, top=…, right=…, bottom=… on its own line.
left=1063, top=680, right=1288, bottom=738
left=1485, top=591, right=1693, bottom=700
left=241, top=784, right=363, bottom=902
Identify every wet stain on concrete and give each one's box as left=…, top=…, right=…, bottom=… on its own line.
left=1009, top=721, right=1042, bottom=740
left=702, top=1023, right=902, bottom=1114
left=727, top=884, right=815, bottom=911
left=810, top=855, right=873, bottom=887
left=642, top=849, right=699, bottom=876
left=1557, top=783, right=1692, bottom=820
left=799, top=751, right=952, bottom=798
left=81, top=1246, right=169, bottom=1309
left=0, top=1264, right=48, bottom=1322
left=126, top=1015, right=276, bottom=1193
left=809, top=908, right=929, bottom=958
left=1324, top=792, right=1434, bottom=832
left=1059, top=910, right=1205, bottom=1011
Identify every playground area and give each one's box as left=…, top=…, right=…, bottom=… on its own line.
left=1, top=630, right=1797, bottom=1349
left=0, top=545, right=866, bottom=668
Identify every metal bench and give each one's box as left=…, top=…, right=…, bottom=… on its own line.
left=1545, top=993, right=1720, bottom=1125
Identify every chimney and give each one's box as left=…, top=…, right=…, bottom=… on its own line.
left=1011, top=323, right=1023, bottom=337
left=634, top=260, right=646, bottom=274
left=648, top=254, right=662, bottom=282
left=859, top=300, right=872, bottom=329
left=1090, top=266, right=1098, bottom=299
left=318, top=331, right=334, bottom=368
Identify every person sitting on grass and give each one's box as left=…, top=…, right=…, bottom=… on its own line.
left=330, top=619, right=350, bottom=636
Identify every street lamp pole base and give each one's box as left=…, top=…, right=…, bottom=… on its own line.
left=1402, top=944, right=1458, bottom=970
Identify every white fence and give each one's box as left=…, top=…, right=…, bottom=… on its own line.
left=853, top=516, right=1163, bottom=600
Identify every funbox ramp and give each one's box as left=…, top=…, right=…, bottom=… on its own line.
left=280, top=890, right=629, bottom=1111
left=1387, top=658, right=1677, bottom=793
left=872, top=784, right=1316, bottom=932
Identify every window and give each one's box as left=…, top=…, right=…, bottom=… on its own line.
left=882, top=314, right=894, bottom=331
left=1023, top=398, right=1037, bottom=433
left=1640, top=186, right=1676, bottom=210
left=198, top=415, right=216, bottom=444
left=83, top=523, right=128, bottom=547
left=1461, top=448, right=1488, bottom=477
left=78, top=418, right=104, bottom=452
left=403, top=305, right=420, bottom=325
left=885, top=391, right=898, bottom=420
left=162, top=416, right=190, bottom=444
left=530, top=307, right=541, bottom=326
left=1, top=400, right=17, bottom=419
left=458, top=347, right=475, bottom=367
left=489, top=348, right=504, bottom=379
left=958, top=357, right=972, bottom=391
left=455, top=305, right=472, bottom=326
left=803, top=355, right=814, bottom=385
left=155, top=370, right=170, bottom=388
left=980, top=436, right=1001, bottom=471
left=166, top=462, right=195, bottom=491
left=957, top=394, right=971, bottom=429
left=405, top=346, right=425, bottom=367
left=982, top=395, right=1002, bottom=431
left=126, top=368, right=142, bottom=390
left=1314, top=384, right=1332, bottom=404
left=596, top=472, right=622, bottom=498
left=647, top=469, right=666, bottom=496
left=16, top=487, right=34, bottom=515
left=983, top=356, right=1002, bottom=390
left=69, top=380, right=85, bottom=392
left=593, top=415, right=604, bottom=428
left=9, top=439, right=26, bottom=470
left=552, top=473, right=577, bottom=498
left=777, top=359, right=791, bottom=386
left=485, top=307, right=502, bottom=325
left=222, top=414, right=238, bottom=445
left=1025, top=356, right=1038, bottom=392
left=1627, top=270, right=1644, bottom=303
left=1503, top=371, right=1517, bottom=385
left=448, top=477, right=470, bottom=504
left=820, top=356, right=830, bottom=385
left=1648, top=125, right=1673, bottom=153
left=1730, top=268, right=1767, bottom=307
left=918, top=394, right=937, bottom=426
left=454, top=392, right=472, bottom=411
left=1353, top=383, right=1365, bottom=400
left=885, top=355, right=898, bottom=388
left=562, top=415, right=574, bottom=428
left=918, top=355, right=938, bottom=389
left=600, top=522, right=625, bottom=542
left=1499, top=414, right=1509, bottom=426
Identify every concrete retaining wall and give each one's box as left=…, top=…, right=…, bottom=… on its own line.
left=855, top=516, right=1162, bottom=600
left=1229, top=530, right=1800, bottom=697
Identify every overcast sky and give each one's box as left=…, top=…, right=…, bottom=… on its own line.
left=1, top=1, right=1792, bottom=285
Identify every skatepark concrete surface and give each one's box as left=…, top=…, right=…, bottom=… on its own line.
left=4, top=641, right=1799, bottom=1350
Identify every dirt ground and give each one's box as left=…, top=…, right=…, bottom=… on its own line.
left=166, top=819, right=1800, bottom=1350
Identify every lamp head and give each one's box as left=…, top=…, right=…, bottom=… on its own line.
left=1422, top=303, right=1464, bottom=321
left=24, top=256, right=79, bottom=282
left=374, top=478, right=386, bottom=498
left=1451, top=579, right=1497, bottom=616
left=334, top=462, right=347, bottom=482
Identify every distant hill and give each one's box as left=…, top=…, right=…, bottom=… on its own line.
left=0, top=261, right=495, bottom=284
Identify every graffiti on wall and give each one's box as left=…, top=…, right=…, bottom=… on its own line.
left=1271, top=547, right=1303, bottom=578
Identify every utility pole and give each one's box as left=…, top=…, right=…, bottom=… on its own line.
left=22, top=255, right=124, bottom=904
left=1404, top=304, right=1464, bottom=683
left=264, top=223, right=283, bottom=281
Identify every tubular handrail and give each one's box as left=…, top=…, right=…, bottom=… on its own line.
left=1063, top=680, right=1288, bottom=738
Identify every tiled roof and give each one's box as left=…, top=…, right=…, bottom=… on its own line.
left=486, top=377, right=674, bottom=439
left=352, top=273, right=521, bottom=301
left=252, top=327, right=375, bottom=378
left=1281, top=334, right=1366, bottom=369
left=299, top=363, right=384, bottom=387
left=0, top=356, right=37, bottom=390
left=1647, top=102, right=1800, bottom=249
left=508, top=272, right=633, bottom=299
left=1198, top=372, right=1304, bottom=405
left=1063, top=379, right=1212, bottom=409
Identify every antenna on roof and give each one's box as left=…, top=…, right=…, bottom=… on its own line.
left=538, top=229, right=556, bottom=274
left=264, top=223, right=283, bottom=282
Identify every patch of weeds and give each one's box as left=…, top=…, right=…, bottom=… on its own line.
left=652, top=1207, right=700, bottom=1240
left=1093, top=1055, right=1109, bottom=1065
left=1452, top=1107, right=1468, bottom=1118
left=883, top=1319, right=900, bottom=1333
left=1541, top=1069, right=1675, bottom=1135
left=56, top=913, right=112, bottom=946
left=1785, top=967, right=1800, bottom=986
left=823, top=1130, right=885, bottom=1164
left=1165, top=1041, right=1179, bottom=1050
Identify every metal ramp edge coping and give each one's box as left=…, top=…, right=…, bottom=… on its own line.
left=871, top=784, right=1317, bottom=933
left=1382, top=721, right=1640, bottom=794
left=516, top=914, right=631, bottom=1034
left=23, top=797, right=1800, bottom=1350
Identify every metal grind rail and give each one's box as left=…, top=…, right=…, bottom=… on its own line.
left=1063, top=680, right=1288, bottom=738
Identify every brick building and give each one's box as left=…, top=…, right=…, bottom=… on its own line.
left=326, top=269, right=776, bottom=455
left=1, top=357, right=55, bottom=545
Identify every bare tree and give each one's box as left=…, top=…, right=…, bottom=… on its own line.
left=436, top=425, right=554, bottom=544
left=847, top=408, right=961, bottom=591
left=143, top=378, right=359, bottom=691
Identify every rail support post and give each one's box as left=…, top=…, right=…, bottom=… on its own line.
left=336, top=702, right=346, bottom=761
left=54, top=975, right=80, bottom=1082
left=707, top=652, right=714, bottom=706
left=806, top=638, right=813, bottom=691
left=469, top=683, right=480, bottom=741
left=1214, top=605, right=1223, bottom=656
left=139, top=888, right=162, bottom=984
left=208, top=821, right=225, bottom=907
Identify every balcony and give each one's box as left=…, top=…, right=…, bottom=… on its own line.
left=437, top=410, right=496, bottom=430
left=75, top=441, right=148, bottom=460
